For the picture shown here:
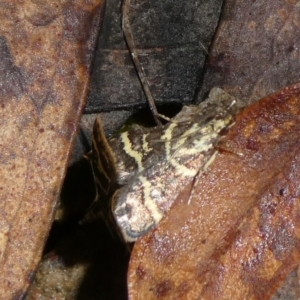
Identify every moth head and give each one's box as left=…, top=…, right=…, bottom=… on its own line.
left=112, top=185, right=159, bottom=242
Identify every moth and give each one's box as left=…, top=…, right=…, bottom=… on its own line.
left=89, top=87, right=240, bottom=241
left=86, top=0, right=241, bottom=241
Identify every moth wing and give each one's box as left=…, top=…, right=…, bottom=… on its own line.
left=91, top=117, right=119, bottom=197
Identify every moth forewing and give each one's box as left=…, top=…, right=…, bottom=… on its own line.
left=90, top=117, right=119, bottom=196
left=84, top=117, right=125, bottom=240
left=115, top=0, right=242, bottom=241
left=112, top=88, right=241, bottom=241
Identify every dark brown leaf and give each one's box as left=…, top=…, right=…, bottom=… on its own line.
left=86, top=0, right=222, bottom=113
left=198, top=0, right=300, bottom=106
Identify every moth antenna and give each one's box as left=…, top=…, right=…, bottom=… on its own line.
left=122, top=0, right=162, bottom=126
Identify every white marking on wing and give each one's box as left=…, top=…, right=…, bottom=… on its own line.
left=139, top=175, right=163, bottom=224
left=121, top=131, right=144, bottom=171
left=142, top=133, right=152, bottom=153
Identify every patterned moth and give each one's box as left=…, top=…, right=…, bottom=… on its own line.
left=89, top=87, right=241, bottom=241
left=87, top=0, right=241, bottom=241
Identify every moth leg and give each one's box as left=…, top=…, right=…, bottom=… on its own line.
left=187, top=151, right=218, bottom=205
left=156, top=113, right=174, bottom=123
left=122, top=0, right=161, bottom=126
left=216, top=129, right=245, bottom=158
left=187, top=142, right=244, bottom=205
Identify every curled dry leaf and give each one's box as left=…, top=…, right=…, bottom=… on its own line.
left=0, top=0, right=105, bottom=298
left=128, top=82, right=300, bottom=299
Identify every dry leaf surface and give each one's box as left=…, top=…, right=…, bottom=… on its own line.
left=24, top=0, right=300, bottom=298
left=0, top=0, right=105, bottom=298
left=198, top=0, right=300, bottom=105
left=201, top=146, right=300, bottom=299
left=129, top=83, right=300, bottom=299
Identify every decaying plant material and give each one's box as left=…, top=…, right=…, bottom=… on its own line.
left=129, top=82, right=300, bottom=300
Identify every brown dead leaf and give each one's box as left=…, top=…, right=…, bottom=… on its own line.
left=128, top=82, right=300, bottom=299
left=198, top=0, right=300, bottom=106
left=200, top=147, right=300, bottom=299
left=0, top=0, right=105, bottom=298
